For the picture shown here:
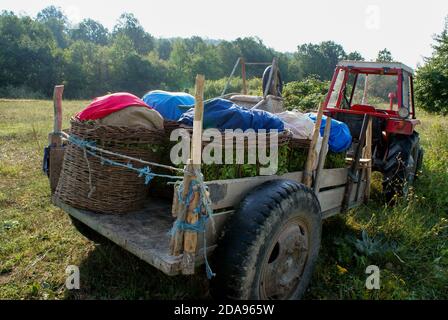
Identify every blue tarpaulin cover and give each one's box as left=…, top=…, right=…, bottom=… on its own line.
left=178, top=98, right=285, bottom=131
left=306, top=113, right=352, bottom=152
left=142, top=90, right=195, bottom=121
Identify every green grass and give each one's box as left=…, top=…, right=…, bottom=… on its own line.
left=1, top=100, right=447, bottom=299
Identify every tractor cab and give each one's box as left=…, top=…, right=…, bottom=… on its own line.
left=324, top=61, right=420, bottom=137
left=323, top=61, right=423, bottom=201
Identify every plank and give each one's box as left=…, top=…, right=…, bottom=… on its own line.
left=317, top=168, right=348, bottom=189
left=318, top=181, right=366, bottom=214
left=206, top=171, right=303, bottom=210
left=53, top=196, right=183, bottom=275
left=303, top=103, right=324, bottom=187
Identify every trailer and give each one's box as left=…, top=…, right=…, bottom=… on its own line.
left=46, top=69, right=373, bottom=300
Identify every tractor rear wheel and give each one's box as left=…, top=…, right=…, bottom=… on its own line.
left=382, top=132, right=421, bottom=202
left=210, top=179, right=321, bottom=300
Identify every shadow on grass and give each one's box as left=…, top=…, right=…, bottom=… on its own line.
left=63, top=239, right=210, bottom=300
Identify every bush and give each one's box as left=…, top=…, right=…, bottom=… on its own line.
left=415, top=63, right=448, bottom=114
left=0, top=85, right=46, bottom=99
left=191, top=77, right=262, bottom=100
left=282, top=76, right=329, bottom=111
left=415, top=19, right=448, bottom=114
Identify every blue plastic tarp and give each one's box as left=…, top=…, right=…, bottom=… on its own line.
left=142, top=90, right=195, bottom=121
left=306, top=113, right=352, bottom=153
left=178, top=98, right=285, bottom=131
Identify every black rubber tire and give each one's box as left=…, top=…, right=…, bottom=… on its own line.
left=415, top=146, right=424, bottom=180
left=262, top=65, right=283, bottom=97
left=69, top=216, right=108, bottom=244
left=210, top=179, right=321, bottom=300
left=382, top=132, right=420, bottom=202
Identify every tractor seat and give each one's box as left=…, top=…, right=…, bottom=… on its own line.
left=351, top=104, right=376, bottom=113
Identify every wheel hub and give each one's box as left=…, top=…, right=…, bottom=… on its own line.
left=260, top=221, right=309, bottom=299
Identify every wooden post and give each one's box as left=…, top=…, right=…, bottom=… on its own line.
left=271, top=58, right=279, bottom=96
left=171, top=74, right=205, bottom=275
left=191, top=75, right=205, bottom=166
left=49, top=85, right=64, bottom=146
left=170, top=161, right=194, bottom=256
left=313, top=116, right=332, bottom=193
left=48, top=85, right=65, bottom=194
left=342, top=114, right=370, bottom=211
left=241, top=57, right=247, bottom=95
left=363, top=117, right=373, bottom=203
left=303, top=103, right=324, bottom=187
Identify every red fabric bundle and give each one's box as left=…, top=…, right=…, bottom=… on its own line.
left=76, top=92, right=151, bottom=121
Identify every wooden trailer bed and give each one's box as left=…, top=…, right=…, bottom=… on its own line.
left=52, top=167, right=367, bottom=276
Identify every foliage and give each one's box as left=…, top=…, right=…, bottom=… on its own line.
left=71, top=19, right=109, bottom=45
left=282, top=76, right=329, bottom=111
left=0, top=7, right=368, bottom=99
left=197, top=77, right=262, bottom=100
left=289, top=41, right=365, bottom=81
left=415, top=18, right=448, bottom=114
left=376, top=48, right=393, bottom=62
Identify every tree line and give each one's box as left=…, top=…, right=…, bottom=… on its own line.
left=0, top=6, right=369, bottom=99
left=1, top=6, right=447, bottom=114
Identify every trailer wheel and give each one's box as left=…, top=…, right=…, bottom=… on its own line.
left=210, top=179, right=321, bottom=300
left=382, top=132, right=420, bottom=202
left=69, top=216, right=107, bottom=244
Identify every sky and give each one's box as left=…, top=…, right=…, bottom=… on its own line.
left=2, top=0, right=448, bottom=69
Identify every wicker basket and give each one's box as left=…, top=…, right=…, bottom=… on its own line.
left=55, top=118, right=168, bottom=214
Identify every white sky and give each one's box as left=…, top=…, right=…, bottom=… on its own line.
left=2, top=0, right=448, bottom=68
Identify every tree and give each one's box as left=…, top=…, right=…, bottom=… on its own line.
left=376, top=48, right=393, bottom=62
left=71, top=19, right=109, bottom=45
left=346, top=51, right=365, bottom=61
left=234, top=37, right=274, bottom=77
left=415, top=17, right=448, bottom=113
left=0, top=11, right=59, bottom=96
left=293, top=41, right=346, bottom=80
left=36, top=6, right=69, bottom=48
left=112, top=13, right=154, bottom=55
left=156, top=38, right=172, bottom=60
left=283, top=76, right=329, bottom=111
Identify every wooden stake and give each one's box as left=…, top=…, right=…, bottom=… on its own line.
left=170, top=161, right=194, bottom=256
left=192, top=75, right=205, bottom=166
left=241, top=57, right=247, bottom=95
left=342, top=114, right=370, bottom=211
left=303, top=103, right=324, bottom=187
left=50, top=85, right=64, bottom=146
left=48, top=85, right=65, bottom=194
left=182, top=75, right=205, bottom=274
left=313, top=116, right=332, bottom=193
left=363, top=117, right=373, bottom=203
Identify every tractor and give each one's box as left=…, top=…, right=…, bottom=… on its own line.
left=323, top=61, right=424, bottom=201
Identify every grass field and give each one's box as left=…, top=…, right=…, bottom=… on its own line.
left=0, top=99, right=447, bottom=299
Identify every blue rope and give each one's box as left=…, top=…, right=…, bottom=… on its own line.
left=67, top=134, right=182, bottom=184
left=170, top=178, right=216, bottom=279
left=67, top=133, right=215, bottom=278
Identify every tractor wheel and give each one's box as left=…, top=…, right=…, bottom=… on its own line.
left=415, top=146, right=424, bottom=180
left=382, top=132, right=421, bottom=202
left=69, top=216, right=108, bottom=244
left=210, top=179, right=321, bottom=300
